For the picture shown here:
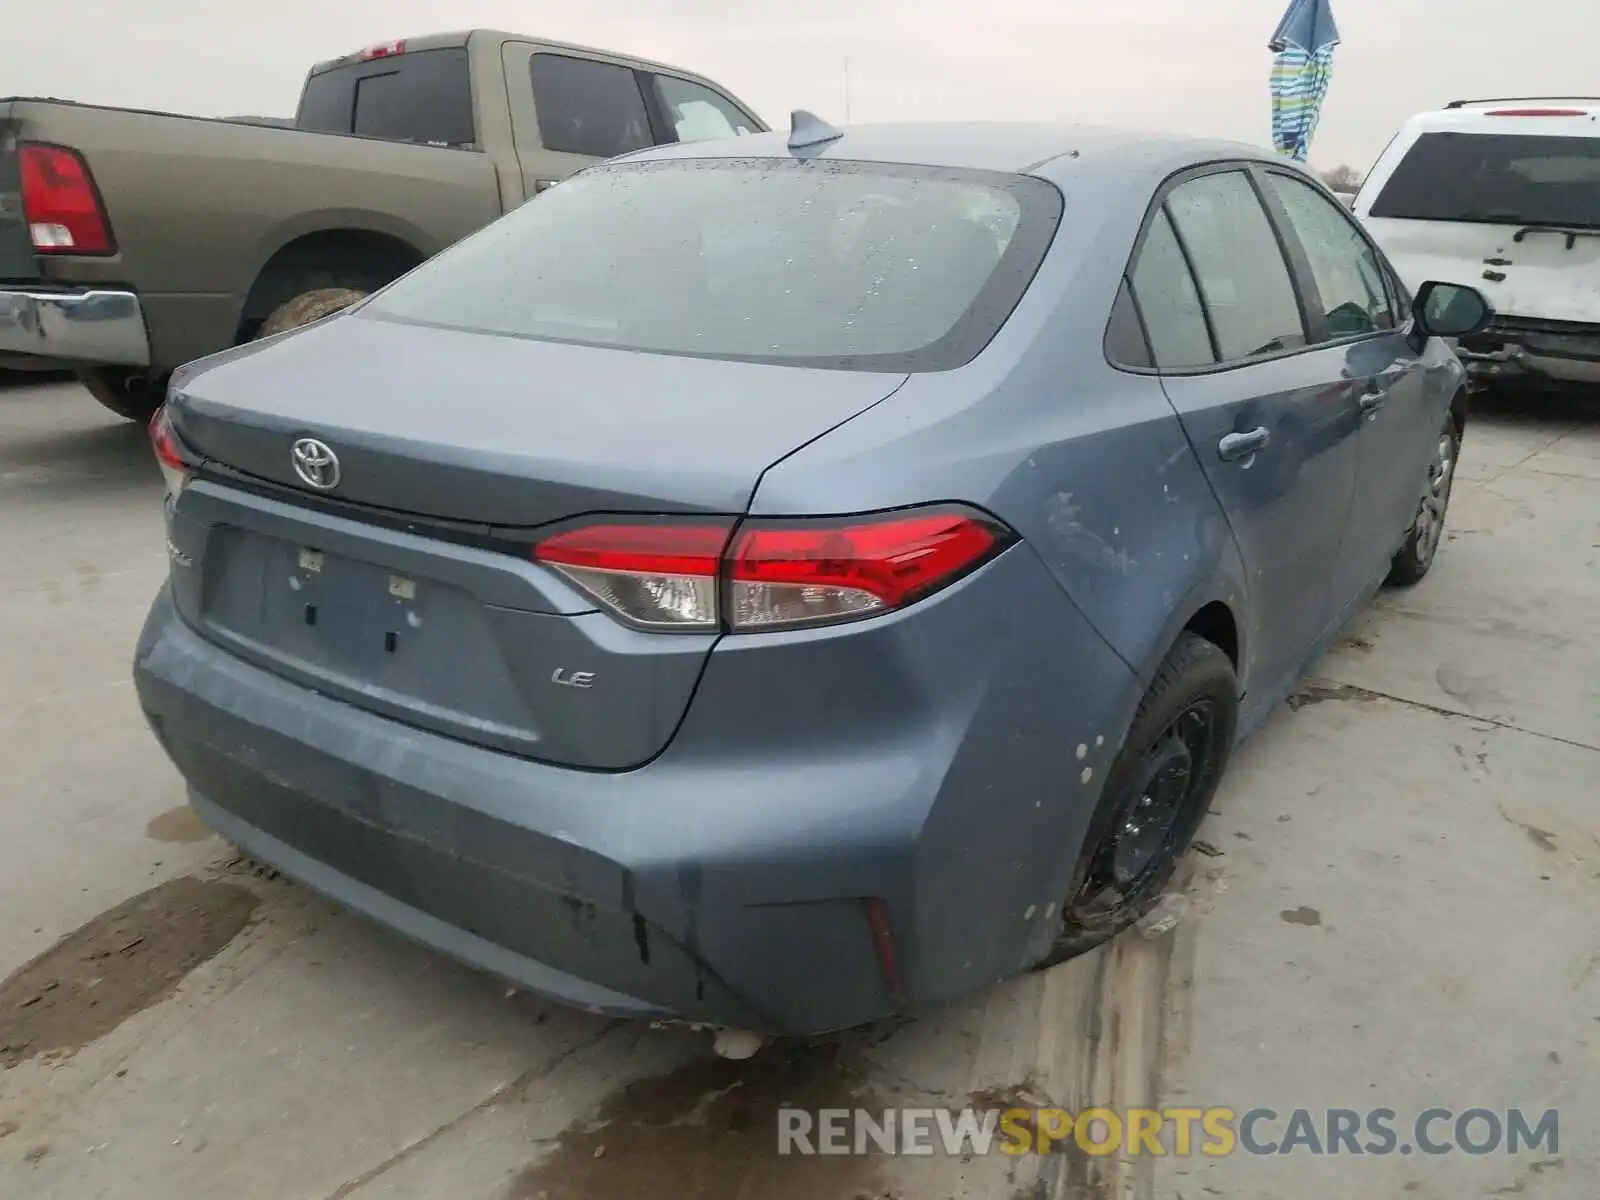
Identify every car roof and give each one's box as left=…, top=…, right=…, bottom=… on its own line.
left=622, top=121, right=1295, bottom=184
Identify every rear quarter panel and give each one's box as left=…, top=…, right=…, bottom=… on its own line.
left=747, top=163, right=1249, bottom=991
left=8, top=101, right=503, bottom=367
left=751, top=164, right=1251, bottom=697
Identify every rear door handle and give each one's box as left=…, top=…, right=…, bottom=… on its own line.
left=1218, top=427, right=1270, bottom=462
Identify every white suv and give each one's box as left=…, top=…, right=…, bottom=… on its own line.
left=1353, top=98, right=1600, bottom=394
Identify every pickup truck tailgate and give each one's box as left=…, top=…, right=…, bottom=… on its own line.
left=0, top=114, right=42, bottom=280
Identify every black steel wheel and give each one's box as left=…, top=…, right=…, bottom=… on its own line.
left=1040, top=632, right=1237, bottom=966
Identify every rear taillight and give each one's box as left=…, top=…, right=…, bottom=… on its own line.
left=533, top=521, right=730, bottom=631
left=18, top=144, right=115, bottom=254
left=149, top=404, right=196, bottom=499
left=359, top=40, right=406, bottom=60
left=533, top=505, right=1014, bottom=633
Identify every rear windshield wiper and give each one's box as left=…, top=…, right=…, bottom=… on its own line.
left=1513, top=225, right=1600, bottom=249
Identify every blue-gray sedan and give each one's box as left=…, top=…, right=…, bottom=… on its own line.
left=133, top=119, right=1492, bottom=1036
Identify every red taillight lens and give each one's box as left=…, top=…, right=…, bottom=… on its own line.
left=360, top=40, right=406, bottom=60
left=534, top=521, right=732, bottom=630
left=728, top=508, right=1008, bottom=629
left=532, top=506, right=1013, bottom=633
left=148, top=404, right=195, bottom=498
left=18, top=144, right=114, bottom=254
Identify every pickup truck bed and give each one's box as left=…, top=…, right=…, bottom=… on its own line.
left=0, top=99, right=502, bottom=369
left=0, top=29, right=764, bottom=420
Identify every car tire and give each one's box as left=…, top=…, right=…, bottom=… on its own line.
left=1385, top=413, right=1462, bottom=588
left=1038, top=632, right=1238, bottom=967
left=76, top=368, right=166, bottom=424
left=256, top=287, right=369, bottom=340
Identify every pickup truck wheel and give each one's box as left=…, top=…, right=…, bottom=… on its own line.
left=256, top=287, right=368, bottom=339
left=76, top=369, right=165, bottom=424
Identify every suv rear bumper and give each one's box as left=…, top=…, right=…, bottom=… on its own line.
left=0, top=286, right=150, bottom=368
left=1460, top=316, right=1600, bottom=387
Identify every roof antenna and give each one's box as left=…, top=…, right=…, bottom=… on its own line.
left=788, top=109, right=844, bottom=152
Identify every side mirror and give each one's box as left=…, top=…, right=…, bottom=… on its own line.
left=1413, top=281, right=1493, bottom=340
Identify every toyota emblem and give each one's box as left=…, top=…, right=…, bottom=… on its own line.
left=290, top=437, right=341, bottom=490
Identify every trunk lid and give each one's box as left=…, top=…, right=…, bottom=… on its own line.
left=0, top=112, right=43, bottom=281
left=171, top=311, right=908, bottom=525
left=165, top=310, right=907, bottom=770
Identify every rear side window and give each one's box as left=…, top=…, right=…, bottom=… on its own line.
left=531, top=54, right=653, bottom=159
left=362, top=158, right=1063, bottom=372
left=1105, top=279, right=1153, bottom=368
left=296, top=70, right=351, bottom=134
left=1369, top=131, right=1600, bottom=228
left=297, top=48, right=475, bottom=146
left=1129, top=209, right=1215, bottom=369
left=651, top=76, right=758, bottom=143
left=1265, top=172, right=1396, bottom=337
left=1166, top=172, right=1306, bottom=362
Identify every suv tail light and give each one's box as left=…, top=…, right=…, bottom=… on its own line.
left=359, top=40, right=406, bottom=60
left=149, top=404, right=198, bottom=499
left=18, top=144, right=115, bottom=254
left=533, top=505, right=1015, bottom=633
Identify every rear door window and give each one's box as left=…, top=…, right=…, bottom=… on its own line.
left=1265, top=172, right=1397, bottom=337
left=298, top=48, right=475, bottom=146
left=530, top=54, right=654, bottom=159
left=1368, top=132, right=1600, bottom=229
left=650, top=75, right=759, bottom=143
left=1166, top=171, right=1308, bottom=362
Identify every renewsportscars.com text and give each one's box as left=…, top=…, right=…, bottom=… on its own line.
left=777, top=1106, right=1559, bottom=1158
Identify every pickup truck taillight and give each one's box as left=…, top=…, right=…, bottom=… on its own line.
left=532, top=505, right=1015, bottom=633
left=18, top=144, right=115, bottom=255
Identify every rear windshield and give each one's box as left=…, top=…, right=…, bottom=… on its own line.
left=1369, top=131, right=1600, bottom=229
left=296, top=47, right=475, bottom=147
left=361, top=158, right=1063, bottom=371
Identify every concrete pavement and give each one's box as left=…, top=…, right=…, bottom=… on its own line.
left=0, top=378, right=1594, bottom=1199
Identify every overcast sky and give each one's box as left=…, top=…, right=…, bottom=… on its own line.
left=4, top=1, right=1594, bottom=171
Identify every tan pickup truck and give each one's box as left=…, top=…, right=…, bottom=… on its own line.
left=0, top=30, right=765, bottom=420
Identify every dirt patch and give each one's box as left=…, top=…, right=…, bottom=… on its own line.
left=0, top=877, right=259, bottom=1069
left=1280, top=906, right=1322, bottom=927
left=1285, top=682, right=1379, bottom=711
left=506, top=1039, right=889, bottom=1200
left=145, top=805, right=214, bottom=844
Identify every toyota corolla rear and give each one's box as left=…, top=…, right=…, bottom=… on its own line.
left=132, top=143, right=1136, bottom=1035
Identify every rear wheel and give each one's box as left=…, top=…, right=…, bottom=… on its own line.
left=1385, top=413, right=1461, bottom=587
left=1039, top=633, right=1237, bottom=966
left=76, top=368, right=166, bottom=424
left=256, top=286, right=369, bottom=340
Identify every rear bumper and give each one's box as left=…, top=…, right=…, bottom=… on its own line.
left=1460, top=317, right=1600, bottom=387
left=134, top=542, right=1139, bottom=1036
left=0, top=286, right=150, bottom=368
